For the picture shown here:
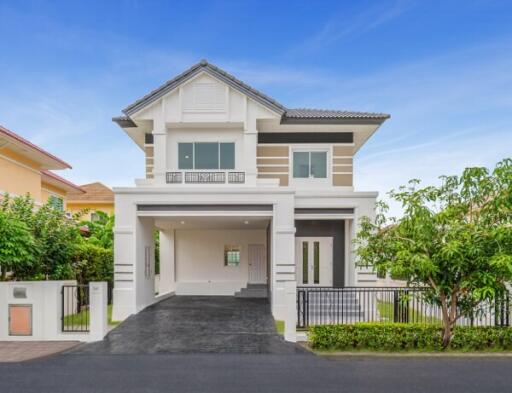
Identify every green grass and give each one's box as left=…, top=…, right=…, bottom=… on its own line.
left=275, top=320, right=284, bottom=335
left=63, top=304, right=120, bottom=327
left=377, top=300, right=442, bottom=324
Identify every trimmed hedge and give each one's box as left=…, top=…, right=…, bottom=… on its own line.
left=309, top=323, right=512, bottom=351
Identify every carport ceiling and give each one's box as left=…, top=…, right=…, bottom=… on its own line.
left=154, top=216, right=270, bottom=230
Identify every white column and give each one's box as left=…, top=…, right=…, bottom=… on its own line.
left=271, top=193, right=297, bottom=342
left=159, top=229, right=175, bottom=294
left=112, top=195, right=137, bottom=321
left=284, top=281, right=297, bottom=342
left=243, top=103, right=258, bottom=186
left=88, top=282, right=108, bottom=342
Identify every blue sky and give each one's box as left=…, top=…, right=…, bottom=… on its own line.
left=1, top=0, right=511, bottom=213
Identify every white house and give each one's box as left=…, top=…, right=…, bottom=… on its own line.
left=111, top=60, right=389, bottom=340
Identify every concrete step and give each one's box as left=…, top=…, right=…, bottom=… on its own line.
left=235, top=285, right=268, bottom=298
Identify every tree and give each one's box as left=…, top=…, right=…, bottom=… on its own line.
left=355, top=158, right=512, bottom=347
left=1, top=193, right=80, bottom=280
left=0, top=210, right=36, bottom=280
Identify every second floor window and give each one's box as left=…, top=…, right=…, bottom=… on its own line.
left=178, top=142, right=235, bottom=170
left=293, top=151, right=327, bottom=179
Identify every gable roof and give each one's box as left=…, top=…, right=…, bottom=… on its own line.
left=115, top=60, right=390, bottom=126
left=0, top=124, right=72, bottom=169
left=123, top=59, right=286, bottom=117
left=67, top=182, right=114, bottom=202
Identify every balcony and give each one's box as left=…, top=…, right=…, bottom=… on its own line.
left=166, top=171, right=245, bottom=184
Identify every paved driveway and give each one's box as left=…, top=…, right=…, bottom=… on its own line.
left=71, top=296, right=306, bottom=354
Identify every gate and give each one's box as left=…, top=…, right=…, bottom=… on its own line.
left=61, top=285, right=90, bottom=332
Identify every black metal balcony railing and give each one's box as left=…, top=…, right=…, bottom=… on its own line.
left=166, top=171, right=245, bottom=184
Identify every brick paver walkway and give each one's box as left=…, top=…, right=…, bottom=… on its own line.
left=0, top=341, right=79, bottom=362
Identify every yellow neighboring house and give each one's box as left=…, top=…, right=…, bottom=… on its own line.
left=67, top=182, right=114, bottom=220
left=0, top=124, right=84, bottom=209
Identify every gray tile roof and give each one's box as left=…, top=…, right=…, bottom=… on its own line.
left=284, top=108, right=390, bottom=120
left=116, top=60, right=390, bottom=125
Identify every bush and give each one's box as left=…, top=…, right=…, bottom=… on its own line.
left=309, top=323, right=512, bottom=351
left=72, top=242, right=113, bottom=285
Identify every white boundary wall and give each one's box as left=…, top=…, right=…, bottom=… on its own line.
left=0, top=281, right=108, bottom=342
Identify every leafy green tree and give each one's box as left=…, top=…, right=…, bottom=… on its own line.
left=355, top=158, right=512, bottom=347
left=1, top=193, right=80, bottom=280
left=79, top=211, right=114, bottom=248
left=0, top=209, right=36, bottom=280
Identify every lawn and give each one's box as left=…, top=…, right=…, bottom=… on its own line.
left=63, top=304, right=120, bottom=327
left=275, top=320, right=284, bottom=335
left=377, top=300, right=442, bottom=324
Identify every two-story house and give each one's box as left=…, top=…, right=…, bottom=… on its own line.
left=111, top=60, right=389, bottom=341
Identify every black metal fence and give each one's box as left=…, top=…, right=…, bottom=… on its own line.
left=61, top=284, right=90, bottom=332
left=297, top=286, right=511, bottom=329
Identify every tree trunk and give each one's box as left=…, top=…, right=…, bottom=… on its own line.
left=0, top=267, right=5, bottom=281
left=440, top=293, right=452, bottom=348
left=442, top=318, right=452, bottom=348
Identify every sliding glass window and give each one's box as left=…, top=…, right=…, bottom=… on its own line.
left=178, top=142, right=235, bottom=170
left=293, top=151, right=327, bottom=178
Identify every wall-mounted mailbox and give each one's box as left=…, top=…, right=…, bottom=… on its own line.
left=13, top=287, right=27, bottom=299
left=9, top=304, right=32, bottom=336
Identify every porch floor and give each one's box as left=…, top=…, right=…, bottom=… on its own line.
left=69, top=296, right=306, bottom=354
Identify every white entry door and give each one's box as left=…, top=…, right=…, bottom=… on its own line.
left=295, top=237, right=333, bottom=286
left=248, top=244, right=267, bottom=284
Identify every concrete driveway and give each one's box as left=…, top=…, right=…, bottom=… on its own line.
left=70, top=296, right=306, bottom=354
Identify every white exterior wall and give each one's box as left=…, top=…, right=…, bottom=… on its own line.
left=174, top=229, right=266, bottom=295
left=0, top=281, right=107, bottom=342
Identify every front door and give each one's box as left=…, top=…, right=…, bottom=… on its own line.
left=295, top=237, right=333, bottom=286
left=248, top=244, right=267, bottom=284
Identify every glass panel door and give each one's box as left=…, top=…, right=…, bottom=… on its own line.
left=295, top=237, right=333, bottom=286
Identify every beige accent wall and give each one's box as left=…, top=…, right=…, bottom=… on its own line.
left=145, top=145, right=154, bottom=179
left=333, top=174, right=353, bottom=187
left=332, top=145, right=354, bottom=187
left=256, top=145, right=289, bottom=186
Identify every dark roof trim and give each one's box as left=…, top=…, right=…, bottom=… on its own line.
left=258, top=132, right=353, bottom=144
left=123, top=60, right=286, bottom=117
left=112, top=116, right=137, bottom=128
left=281, top=116, right=388, bottom=125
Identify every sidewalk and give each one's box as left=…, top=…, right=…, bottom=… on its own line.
left=0, top=341, right=79, bottom=362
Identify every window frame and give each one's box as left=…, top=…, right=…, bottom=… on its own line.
left=224, top=245, right=241, bottom=267
left=178, top=141, right=236, bottom=170
left=291, top=146, right=330, bottom=186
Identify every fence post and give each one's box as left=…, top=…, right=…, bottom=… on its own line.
left=393, top=290, right=399, bottom=323
left=89, top=282, right=108, bottom=342
left=284, top=281, right=297, bottom=342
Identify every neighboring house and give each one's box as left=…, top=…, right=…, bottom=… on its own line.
left=0, top=125, right=83, bottom=209
left=67, top=182, right=115, bottom=220
left=111, top=60, right=389, bottom=339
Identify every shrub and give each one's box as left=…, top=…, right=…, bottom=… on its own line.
left=72, top=242, right=113, bottom=285
left=309, top=323, right=512, bottom=351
